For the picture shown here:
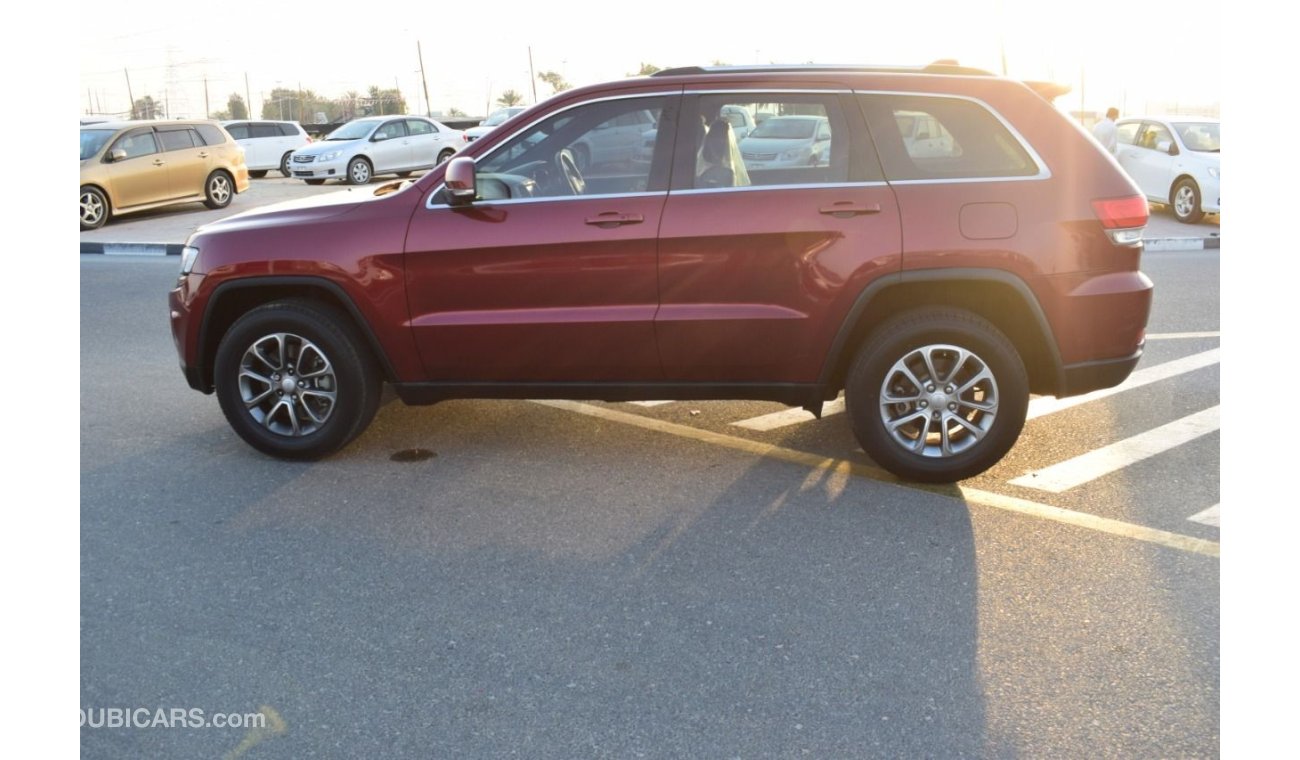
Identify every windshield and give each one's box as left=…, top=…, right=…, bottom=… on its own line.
left=81, top=129, right=115, bottom=160
left=749, top=118, right=816, bottom=139
left=1173, top=122, right=1219, bottom=152
left=325, top=120, right=380, bottom=141
left=484, top=108, right=523, bottom=127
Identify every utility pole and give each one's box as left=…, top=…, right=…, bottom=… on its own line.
left=246, top=73, right=252, bottom=120
left=87, top=88, right=93, bottom=115
left=528, top=46, right=537, bottom=103
left=394, top=77, right=401, bottom=114
left=125, top=69, right=136, bottom=119
left=204, top=77, right=210, bottom=119
left=298, top=81, right=304, bottom=122
left=418, top=41, right=431, bottom=117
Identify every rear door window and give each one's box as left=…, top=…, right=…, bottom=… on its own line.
left=1117, top=122, right=1141, bottom=145
left=251, top=123, right=280, bottom=139
left=858, top=94, right=1040, bottom=180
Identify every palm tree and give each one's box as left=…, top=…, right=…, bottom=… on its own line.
left=496, top=90, right=524, bottom=107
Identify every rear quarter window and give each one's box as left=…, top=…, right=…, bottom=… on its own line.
left=278, top=123, right=301, bottom=137
left=859, top=94, right=1040, bottom=180
left=196, top=125, right=228, bottom=145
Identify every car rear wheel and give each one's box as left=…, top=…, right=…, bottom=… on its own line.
left=214, top=300, right=381, bottom=459
left=845, top=307, right=1028, bottom=483
left=437, top=149, right=454, bottom=164
left=280, top=152, right=293, bottom=177
left=346, top=157, right=372, bottom=185
left=203, top=171, right=234, bottom=209
left=248, top=169, right=268, bottom=179
left=1171, top=177, right=1205, bottom=223
left=80, top=186, right=109, bottom=230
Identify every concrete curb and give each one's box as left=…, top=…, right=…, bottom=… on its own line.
left=1144, top=236, right=1220, bottom=252
left=81, top=242, right=184, bottom=256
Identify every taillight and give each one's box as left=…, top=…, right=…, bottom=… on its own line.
left=1091, top=195, right=1148, bottom=246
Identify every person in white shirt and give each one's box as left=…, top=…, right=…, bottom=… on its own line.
left=1092, top=107, right=1120, bottom=155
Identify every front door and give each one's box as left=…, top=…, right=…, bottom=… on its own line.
left=368, top=119, right=410, bottom=173
left=403, top=92, right=678, bottom=383
left=103, top=128, right=170, bottom=208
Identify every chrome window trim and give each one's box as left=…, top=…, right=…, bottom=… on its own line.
left=427, top=190, right=667, bottom=210
left=855, top=89, right=1052, bottom=182
left=424, top=90, right=680, bottom=210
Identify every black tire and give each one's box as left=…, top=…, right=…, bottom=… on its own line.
left=346, top=156, right=372, bottom=185
left=248, top=169, right=269, bottom=179
left=80, top=185, right=109, bottom=230
left=1171, top=177, right=1205, bottom=223
left=436, top=149, right=454, bottom=165
left=213, top=300, right=381, bottom=460
left=395, top=171, right=413, bottom=178
left=280, top=152, right=293, bottom=177
left=304, top=179, right=326, bottom=186
left=203, top=171, right=235, bottom=209
left=845, top=307, right=1028, bottom=483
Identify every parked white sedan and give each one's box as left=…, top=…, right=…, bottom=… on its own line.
left=1115, top=117, right=1219, bottom=223
left=288, top=116, right=465, bottom=185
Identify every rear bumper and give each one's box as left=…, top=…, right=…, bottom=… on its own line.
left=1059, top=345, right=1143, bottom=397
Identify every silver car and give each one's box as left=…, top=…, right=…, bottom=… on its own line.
left=288, top=115, right=465, bottom=185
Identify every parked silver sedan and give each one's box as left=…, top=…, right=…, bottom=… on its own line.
left=287, top=115, right=465, bottom=185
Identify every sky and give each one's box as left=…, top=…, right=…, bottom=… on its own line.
left=79, top=0, right=1221, bottom=121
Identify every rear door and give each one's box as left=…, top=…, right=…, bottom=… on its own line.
left=156, top=125, right=210, bottom=198
left=654, top=89, right=903, bottom=383
left=405, top=118, right=439, bottom=168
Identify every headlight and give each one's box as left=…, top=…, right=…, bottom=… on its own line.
left=1207, top=166, right=1219, bottom=179
left=180, top=245, right=200, bottom=275
left=318, top=149, right=343, bottom=162
left=780, top=148, right=805, bottom=161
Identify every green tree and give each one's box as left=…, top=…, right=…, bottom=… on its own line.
left=447, top=107, right=467, bottom=117
left=537, top=71, right=570, bottom=94
left=132, top=95, right=159, bottom=120
left=365, top=85, right=407, bottom=116
left=226, top=93, right=248, bottom=120
left=629, top=63, right=661, bottom=77
left=496, top=89, right=524, bottom=107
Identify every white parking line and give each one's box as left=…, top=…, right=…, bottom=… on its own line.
left=1010, top=406, right=1220, bottom=493
left=733, top=397, right=846, bottom=431
left=1146, top=331, right=1221, bottom=340
left=1188, top=504, right=1221, bottom=527
left=629, top=400, right=674, bottom=407
left=1027, top=349, right=1220, bottom=420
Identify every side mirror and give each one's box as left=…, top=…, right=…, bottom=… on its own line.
left=1156, top=139, right=1177, bottom=155
left=110, top=148, right=127, bottom=162
left=445, top=157, right=477, bottom=206
left=371, top=133, right=388, bottom=142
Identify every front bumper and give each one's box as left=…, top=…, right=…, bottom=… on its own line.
left=289, top=155, right=348, bottom=180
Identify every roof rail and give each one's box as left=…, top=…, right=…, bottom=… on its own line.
left=650, top=63, right=996, bottom=78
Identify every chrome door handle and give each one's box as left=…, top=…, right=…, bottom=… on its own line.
left=584, top=212, right=644, bottom=228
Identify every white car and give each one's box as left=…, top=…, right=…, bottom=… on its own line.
left=221, top=120, right=313, bottom=178
left=1115, top=116, right=1219, bottom=223
left=738, top=115, right=832, bottom=169
left=463, top=107, right=527, bottom=142
left=288, top=115, right=465, bottom=185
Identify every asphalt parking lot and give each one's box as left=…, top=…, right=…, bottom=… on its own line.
left=79, top=183, right=1220, bottom=756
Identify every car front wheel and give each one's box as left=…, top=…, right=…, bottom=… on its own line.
left=1171, top=177, right=1205, bottom=223
left=213, top=300, right=381, bottom=459
left=346, top=157, right=372, bottom=185
left=845, top=308, right=1028, bottom=483
left=80, top=186, right=109, bottom=230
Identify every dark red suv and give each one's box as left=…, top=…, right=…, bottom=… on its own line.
left=169, top=64, right=1152, bottom=482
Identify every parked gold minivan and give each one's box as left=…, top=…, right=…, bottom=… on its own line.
left=80, top=120, right=250, bottom=230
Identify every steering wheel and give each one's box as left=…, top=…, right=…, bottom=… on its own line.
left=556, top=148, right=585, bottom=195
